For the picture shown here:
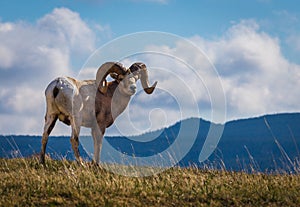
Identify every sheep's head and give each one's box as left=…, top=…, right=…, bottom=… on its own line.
left=96, top=62, right=157, bottom=96
left=128, top=62, right=157, bottom=95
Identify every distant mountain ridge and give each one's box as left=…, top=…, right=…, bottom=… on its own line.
left=182, top=113, right=300, bottom=172
left=1, top=112, right=300, bottom=172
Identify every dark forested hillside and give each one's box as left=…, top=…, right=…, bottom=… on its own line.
left=1, top=113, right=300, bottom=172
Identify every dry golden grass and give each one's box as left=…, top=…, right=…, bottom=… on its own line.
left=1, top=157, right=300, bottom=206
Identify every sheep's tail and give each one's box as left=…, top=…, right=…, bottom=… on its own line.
left=53, top=85, right=59, bottom=98
left=46, top=77, right=74, bottom=101
left=52, top=77, right=73, bottom=99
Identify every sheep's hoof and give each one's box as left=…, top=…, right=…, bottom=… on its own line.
left=75, top=157, right=85, bottom=166
left=92, top=161, right=100, bottom=167
left=88, top=160, right=100, bottom=168
left=39, top=155, right=45, bottom=165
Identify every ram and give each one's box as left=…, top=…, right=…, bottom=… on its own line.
left=40, top=62, right=157, bottom=164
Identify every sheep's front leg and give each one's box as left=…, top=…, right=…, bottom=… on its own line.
left=92, top=126, right=104, bottom=164
left=40, top=114, right=57, bottom=164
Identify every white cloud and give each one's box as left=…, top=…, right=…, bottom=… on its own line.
left=119, top=19, right=300, bottom=129
left=112, top=50, right=213, bottom=135
left=0, top=114, right=42, bottom=135
left=1, top=12, right=299, bottom=136
left=77, top=67, right=98, bottom=80
left=0, top=8, right=103, bottom=135
left=37, top=8, right=96, bottom=55
left=0, top=45, right=13, bottom=69
left=6, top=86, right=44, bottom=115
left=191, top=20, right=300, bottom=119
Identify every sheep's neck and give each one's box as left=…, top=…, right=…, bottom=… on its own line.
left=111, top=87, right=131, bottom=119
left=95, top=81, right=132, bottom=130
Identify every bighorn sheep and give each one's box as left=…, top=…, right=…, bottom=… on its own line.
left=40, top=62, right=157, bottom=164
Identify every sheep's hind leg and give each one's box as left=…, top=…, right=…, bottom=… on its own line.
left=40, top=115, right=57, bottom=164
left=70, top=121, right=82, bottom=164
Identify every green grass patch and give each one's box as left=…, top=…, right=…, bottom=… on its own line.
left=1, top=158, right=300, bottom=206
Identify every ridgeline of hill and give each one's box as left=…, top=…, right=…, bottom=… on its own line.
left=1, top=113, right=300, bottom=173
left=1, top=158, right=300, bottom=206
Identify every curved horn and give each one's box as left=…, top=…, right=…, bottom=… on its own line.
left=96, top=62, right=128, bottom=93
left=130, top=62, right=158, bottom=94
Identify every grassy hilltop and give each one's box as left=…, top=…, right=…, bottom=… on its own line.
left=1, top=158, right=300, bottom=206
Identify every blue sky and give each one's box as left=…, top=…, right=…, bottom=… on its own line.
left=1, top=1, right=299, bottom=36
left=0, top=0, right=300, bottom=135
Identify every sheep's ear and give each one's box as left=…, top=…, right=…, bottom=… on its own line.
left=99, top=80, right=108, bottom=94
left=110, top=73, right=124, bottom=81
left=110, top=73, right=119, bottom=80
left=118, top=74, right=125, bottom=81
